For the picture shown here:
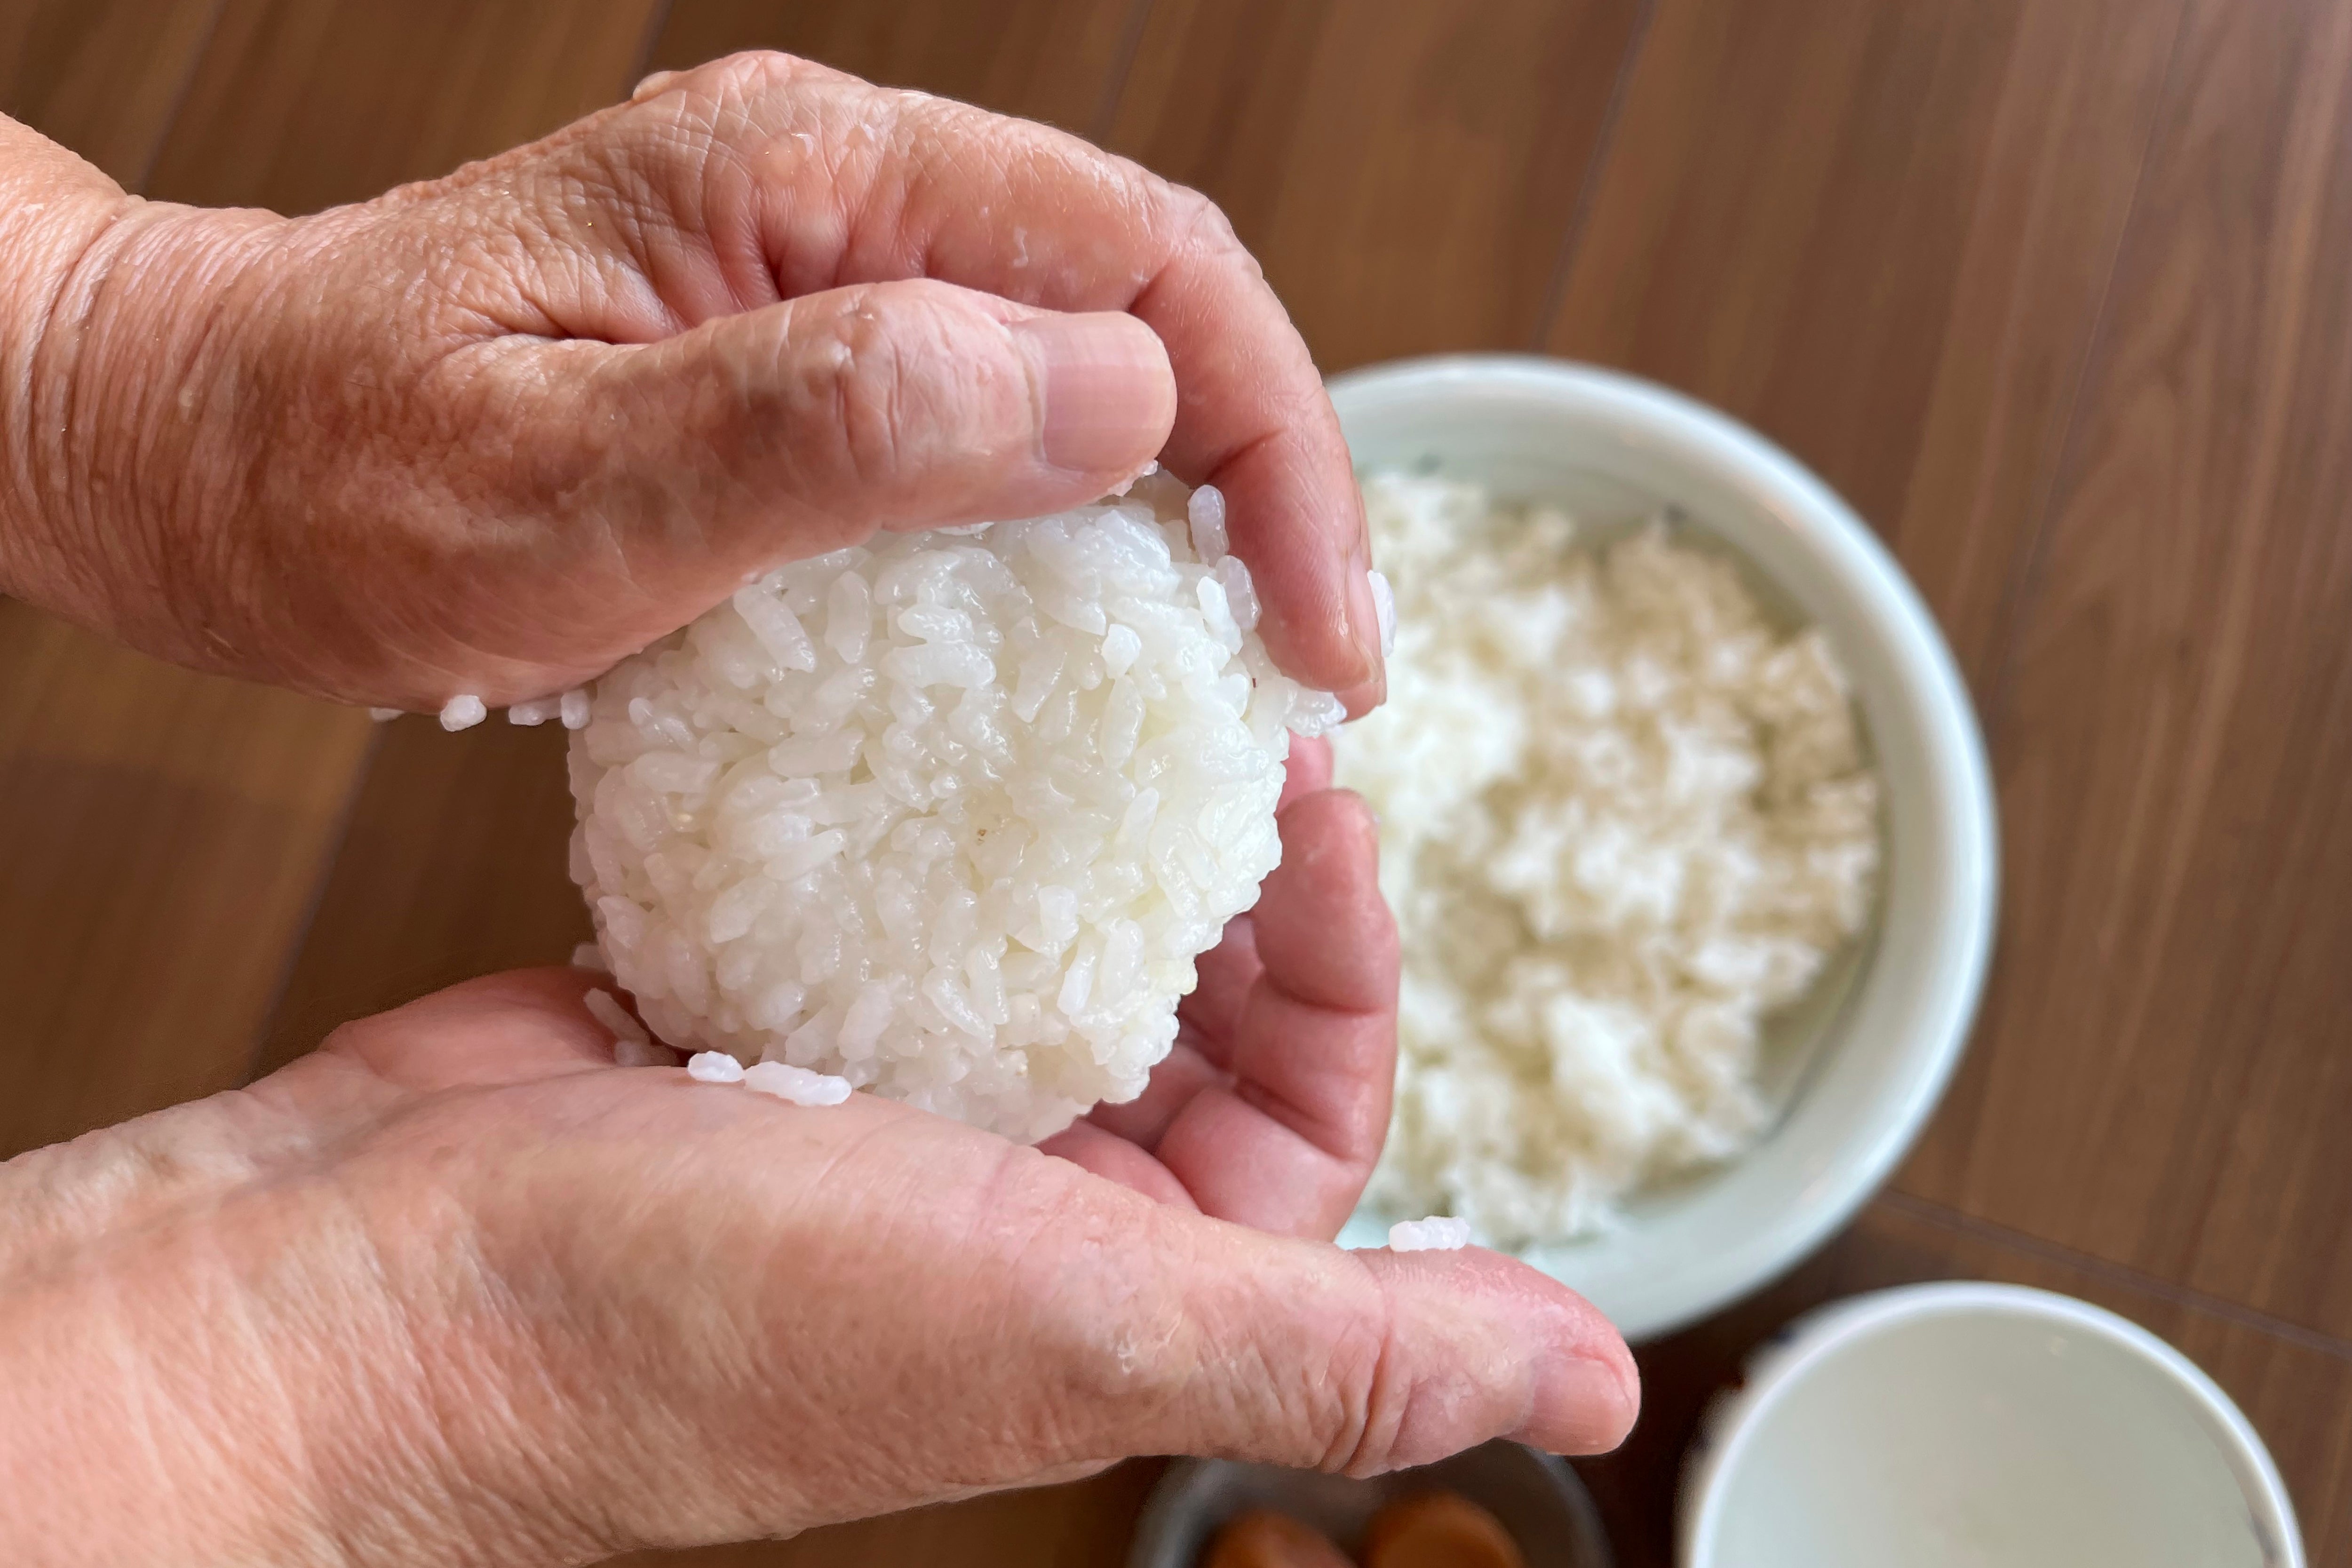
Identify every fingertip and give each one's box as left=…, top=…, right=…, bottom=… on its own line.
left=1275, top=786, right=1381, bottom=875
left=1277, top=735, right=1334, bottom=805
left=1340, top=562, right=1388, bottom=702
left=1369, top=1248, right=1640, bottom=1461
left=1205, top=440, right=1377, bottom=699
left=1526, top=1320, right=1641, bottom=1454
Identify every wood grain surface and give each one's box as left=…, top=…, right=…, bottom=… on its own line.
left=0, top=605, right=371, bottom=1154
left=148, top=0, right=663, bottom=212
left=1903, top=0, right=2352, bottom=1345
left=1542, top=0, right=2187, bottom=691
left=647, top=0, right=1144, bottom=137
left=1108, top=0, right=1645, bottom=372
left=7, top=1, right=2352, bottom=1563
left=0, top=0, right=222, bottom=184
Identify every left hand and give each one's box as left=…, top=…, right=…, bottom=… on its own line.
left=0, top=767, right=1636, bottom=1566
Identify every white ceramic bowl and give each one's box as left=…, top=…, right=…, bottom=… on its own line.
left=1679, top=1283, right=2304, bottom=1567
left=1326, top=355, right=1999, bottom=1341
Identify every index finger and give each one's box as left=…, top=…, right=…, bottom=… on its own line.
left=593, top=55, right=1385, bottom=708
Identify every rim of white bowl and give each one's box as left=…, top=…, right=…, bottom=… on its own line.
left=1324, top=354, right=2001, bottom=1340
left=1679, top=1281, right=2305, bottom=1568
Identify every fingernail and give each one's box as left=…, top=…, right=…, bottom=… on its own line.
left=1529, top=1352, right=1640, bottom=1455
left=1343, top=560, right=1386, bottom=689
left=1010, top=313, right=1176, bottom=474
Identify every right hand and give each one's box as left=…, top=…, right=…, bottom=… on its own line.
left=0, top=50, right=1385, bottom=719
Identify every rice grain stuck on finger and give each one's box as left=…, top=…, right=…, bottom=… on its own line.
left=1388, top=1216, right=1473, bottom=1252
left=568, top=476, right=1334, bottom=1141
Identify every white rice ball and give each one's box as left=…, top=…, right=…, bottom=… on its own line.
left=568, top=475, right=1330, bottom=1141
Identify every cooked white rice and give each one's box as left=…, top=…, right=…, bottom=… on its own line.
left=742, top=1060, right=854, bottom=1106
left=685, top=1050, right=747, bottom=1084
left=1341, top=476, right=1880, bottom=1245
left=567, top=475, right=1339, bottom=1141
left=1388, top=1216, right=1473, bottom=1252
left=581, top=986, right=646, bottom=1044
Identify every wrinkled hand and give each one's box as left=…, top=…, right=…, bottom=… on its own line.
left=0, top=773, right=1633, bottom=1567
left=0, top=52, right=1384, bottom=714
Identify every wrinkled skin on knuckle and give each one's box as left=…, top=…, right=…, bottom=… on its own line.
left=583, top=48, right=887, bottom=314
left=715, top=1143, right=1191, bottom=1509
left=652, top=64, right=1174, bottom=318
left=996, top=1224, right=1408, bottom=1480
left=1125, top=1249, right=1483, bottom=1481
left=767, top=286, right=1032, bottom=511
left=1176, top=1254, right=1400, bottom=1477
left=1157, top=182, right=1261, bottom=287
left=696, top=47, right=851, bottom=104
left=810, top=297, right=924, bottom=496
left=560, top=102, right=771, bottom=334
left=1314, top=1287, right=1404, bottom=1475
left=975, top=1170, right=1195, bottom=1458
left=795, top=1146, right=1177, bottom=1489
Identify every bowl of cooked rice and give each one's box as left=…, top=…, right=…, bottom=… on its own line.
left=1326, top=354, right=1997, bottom=1341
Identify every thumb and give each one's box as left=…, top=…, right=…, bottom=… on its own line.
left=550, top=276, right=1174, bottom=580
left=452, top=279, right=1175, bottom=695
left=1053, top=1208, right=1642, bottom=1473
left=604, top=1149, right=1638, bottom=1540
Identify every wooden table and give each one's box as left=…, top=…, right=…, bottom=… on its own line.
left=7, top=2, right=2351, bottom=1562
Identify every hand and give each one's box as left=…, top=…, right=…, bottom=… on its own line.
left=1038, top=738, right=1396, bottom=1237
left=0, top=773, right=1633, bottom=1567
left=0, top=52, right=1384, bottom=716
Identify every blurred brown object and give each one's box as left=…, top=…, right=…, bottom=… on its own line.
left=1201, top=1509, right=1355, bottom=1568
left=1362, top=1492, right=1526, bottom=1568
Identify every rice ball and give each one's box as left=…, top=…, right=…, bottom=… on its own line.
left=567, top=475, right=1342, bottom=1142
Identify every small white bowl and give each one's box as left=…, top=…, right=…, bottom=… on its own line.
left=1326, top=355, right=1999, bottom=1341
left=1679, top=1283, right=2304, bottom=1567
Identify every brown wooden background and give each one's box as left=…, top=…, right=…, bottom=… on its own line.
left=6, top=1, right=2352, bottom=1563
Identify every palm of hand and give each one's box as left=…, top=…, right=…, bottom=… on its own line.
left=1, top=764, right=1639, bottom=1568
